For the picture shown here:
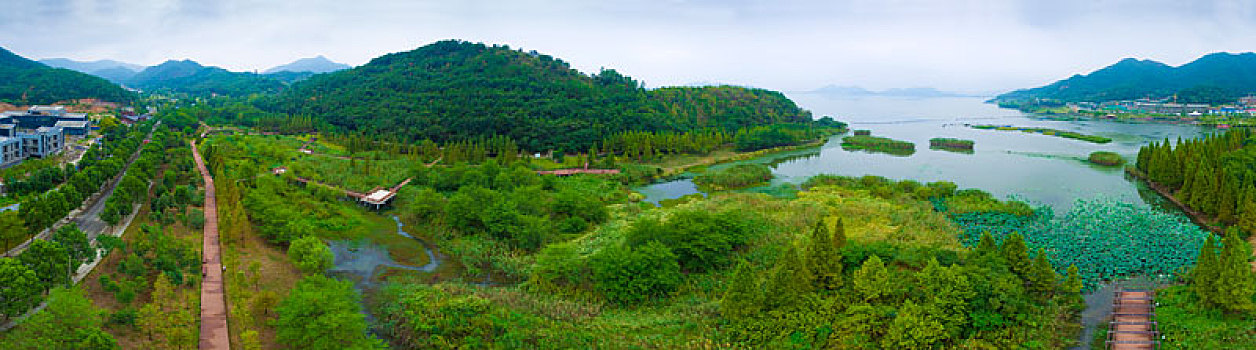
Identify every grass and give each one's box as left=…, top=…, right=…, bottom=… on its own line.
left=1087, top=151, right=1125, bottom=166
left=692, top=163, right=773, bottom=191
left=1156, top=285, right=1256, bottom=349
left=840, top=135, right=916, bottom=156
left=970, top=124, right=1113, bottom=144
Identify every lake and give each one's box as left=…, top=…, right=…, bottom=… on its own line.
left=636, top=93, right=1216, bottom=212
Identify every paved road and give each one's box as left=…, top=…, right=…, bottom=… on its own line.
left=192, top=140, right=230, bottom=350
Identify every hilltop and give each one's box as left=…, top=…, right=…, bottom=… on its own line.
left=0, top=47, right=135, bottom=105
left=128, top=59, right=286, bottom=96
left=39, top=58, right=144, bottom=83
left=997, top=52, right=1256, bottom=104
left=269, top=40, right=815, bottom=151
left=263, top=55, right=350, bottom=74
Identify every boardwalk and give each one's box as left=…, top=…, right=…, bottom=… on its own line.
left=1107, top=288, right=1158, bottom=350
left=192, top=141, right=230, bottom=350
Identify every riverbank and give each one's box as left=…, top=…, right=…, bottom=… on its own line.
left=1126, top=167, right=1256, bottom=272
left=635, top=134, right=837, bottom=180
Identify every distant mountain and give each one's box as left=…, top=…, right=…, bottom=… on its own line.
left=0, top=47, right=135, bottom=104
left=263, top=55, right=350, bottom=74
left=39, top=58, right=144, bottom=73
left=997, top=52, right=1256, bottom=104
left=264, top=70, right=318, bottom=84
left=270, top=40, right=813, bottom=151
left=92, top=66, right=140, bottom=83
left=810, top=85, right=971, bottom=98
left=128, top=59, right=286, bottom=96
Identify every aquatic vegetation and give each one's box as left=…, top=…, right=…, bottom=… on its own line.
left=1087, top=151, right=1124, bottom=166
left=692, top=163, right=774, bottom=191
left=970, top=124, right=1112, bottom=143
left=840, top=135, right=916, bottom=156
left=929, top=137, right=975, bottom=153
left=950, top=198, right=1210, bottom=290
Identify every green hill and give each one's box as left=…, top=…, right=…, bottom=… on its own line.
left=0, top=46, right=136, bottom=105
left=269, top=40, right=814, bottom=151
left=997, top=52, right=1256, bottom=104
left=128, top=60, right=286, bottom=96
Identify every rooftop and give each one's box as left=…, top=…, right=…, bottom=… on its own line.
left=55, top=120, right=89, bottom=128
left=35, top=126, right=62, bottom=133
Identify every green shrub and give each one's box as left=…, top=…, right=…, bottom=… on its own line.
left=840, top=135, right=916, bottom=156
left=1087, top=151, right=1124, bottom=166
left=590, top=241, right=681, bottom=304
left=625, top=209, right=756, bottom=272
left=693, top=164, right=774, bottom=190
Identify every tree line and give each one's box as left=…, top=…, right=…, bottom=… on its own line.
left=1136, top=127, right=1256, bottom=236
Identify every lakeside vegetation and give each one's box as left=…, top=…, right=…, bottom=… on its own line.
left=840, top=135, right=916, bottom=156
left=929, top=137, right=974, bottom=152
left=1087, top=151, right=1124, bottom=166
left=970, top=124, right=1113, bottom=143
left=692, top=164, right=773, bottom=191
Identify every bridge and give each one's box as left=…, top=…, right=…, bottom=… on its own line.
left=1107, top=287, right=1158, bottom=350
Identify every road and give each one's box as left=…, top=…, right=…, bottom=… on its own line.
left=192, top=140, right=230, bottom=350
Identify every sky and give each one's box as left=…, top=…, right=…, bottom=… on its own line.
left=2, top=0, right=1256, bottom=94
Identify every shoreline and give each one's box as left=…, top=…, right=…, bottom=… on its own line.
left=1123, top=167, right=1223, bottom=234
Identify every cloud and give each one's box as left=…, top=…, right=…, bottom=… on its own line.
left=0, top=0, right=1254, bottom=93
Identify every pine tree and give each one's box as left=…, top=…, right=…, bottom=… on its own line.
left=1238, top=184, right=1256, bottom=235
left=975, top=231, right=997, bottom=257
left=880, top=300, right=945, bottom=350
left=1216, top=173, right=1236, bottom=223
left=1213, top=230, right=1256, bottom=314
left=808, top=217, right=844, bottom=291
left=764, top=245, right=812, bottom=309
left=1027, top=248, right=1058, bottom=300
left=721, top=260, right=762, bottom=320
left=1000, top=233, right=1031, bottom=278
left=852, top=254, right=891, bottom=304
left=1192, top=235, right=1219, bottom=306
left=1061, top=264, right=1085, bottom=313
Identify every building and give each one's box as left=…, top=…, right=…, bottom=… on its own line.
left=54, top=120, right=90, bottom=135
left=21, top=126, right=63, bottom=158
left=0, top=137, right=22, bottom=165
left=0, top=105, right=92, bottom=132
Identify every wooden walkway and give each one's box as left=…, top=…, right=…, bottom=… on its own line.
left=192, top=141, right=230, bottom=350
left=1107, top=288, right=1158, bottom=350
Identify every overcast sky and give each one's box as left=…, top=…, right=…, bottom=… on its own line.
left=2, top=0, right=1255, bottom=94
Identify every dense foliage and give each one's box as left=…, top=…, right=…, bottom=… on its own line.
left=1136, top=127, right=1256, bottom=236
left=929, top=137, right=974, bottom=151
left=275, top=275, right=385, bottom=349
left=268, top=40, right=815, bottom=151
left=996, top=52, right=1256, bottom=103
left=0, top=287, right=120, bottom=349
left=0, top=46, right=135, bottom=104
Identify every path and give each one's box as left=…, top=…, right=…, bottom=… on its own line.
left=1106, top=288, right=1158, bottom=350
left=192, top=141, right=230, bottom=350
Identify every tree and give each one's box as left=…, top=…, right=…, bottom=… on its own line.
left=853, top=255, right=891, bottom=304
left=807, top=217, right=844, bottom=291
left=52, top=225, right=94, bottom=267
left=974, top=231, right=997, bottom=257
left=1026, top=249, right=1058, bottom=300
left=0, top=287, right=119, bottom=350
left=0, top=211, right=26, bottom=251
left=19, top=239, right=70, bottom=291
left=0, top=257, right=40, bottom=321
left=1192, top=235, right=1219, bottom=306
left=1060, top=264, right=1085, bottom=313
left=999, top=233, right=1031, bottom=279
left=721, top=260, right=762, bottom=320
left=764, top=244, right=812, bottom=309
left=880, top=300, right=946, bottom=349
left=275, top=275, right=385, bottom=350
left=1238, top=184, right=1256, bottom=235
left=287, top=235, right=334, bottom=275
left=1213, top=230, right=1256, bottom=314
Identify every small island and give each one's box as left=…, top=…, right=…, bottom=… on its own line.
left=840, top=134, right=916, bottom=156
left=693, top=163, right=774, bottom=191
left=929, top=138, right=974, bottom=152
left=969, top=124, right=1112, bottom=144
left=1087, top=151, right=1124, bottom=166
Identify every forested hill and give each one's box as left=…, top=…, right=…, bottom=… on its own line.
left=128, top=59, right=287, bottom=96
left=268, top=40, right=813, bottom=151
left=997, top=52, right=1256, bottom=104
left=0, top=46, right=136, bottom=105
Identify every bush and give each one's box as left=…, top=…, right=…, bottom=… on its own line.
left=590, top=242, right=681, bottom=304
left=1087, top=151, right=1124, bottom=166
left=693, top=164, right=774, bottom=190
left=625, top=209, right=756, bottom=272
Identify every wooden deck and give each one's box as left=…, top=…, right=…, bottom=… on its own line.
left=192, top=141, right=231, bottom=350
left=1107, top=289, right=1158, bottom=350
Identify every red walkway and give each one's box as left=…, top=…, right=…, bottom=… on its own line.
left=192, top=141, right=231, bottom=349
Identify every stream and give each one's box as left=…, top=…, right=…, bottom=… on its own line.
left=328, top=216, right=440, bottom=288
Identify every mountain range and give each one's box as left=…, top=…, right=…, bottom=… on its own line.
left=997, top=52, right=1256, bottom=104
left=0, top=47, right=135, bottom=104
